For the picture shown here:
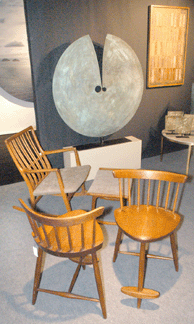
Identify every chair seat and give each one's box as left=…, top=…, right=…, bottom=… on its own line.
left=115, top=205, right=181, bottom=243
left=34, top=165, right=90, bottom=196
left=87, top=169, right=128, bottom=198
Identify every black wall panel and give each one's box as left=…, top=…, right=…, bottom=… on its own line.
left=23, top=0, right=194, bottom=167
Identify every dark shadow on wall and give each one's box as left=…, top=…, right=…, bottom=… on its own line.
left=0, top=134, right=23, bottom=185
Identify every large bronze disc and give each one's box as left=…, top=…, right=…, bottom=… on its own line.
left=52, top=34, right=143, bottom=137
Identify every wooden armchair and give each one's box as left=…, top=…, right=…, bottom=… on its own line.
left=19, top=199, right=106, bottom=318
left=5, top=126, right=91, bottom=212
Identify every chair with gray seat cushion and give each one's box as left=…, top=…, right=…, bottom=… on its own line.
left=87, top=168, right=128, bottom=225
left=5, top=126, right=91, bottom=212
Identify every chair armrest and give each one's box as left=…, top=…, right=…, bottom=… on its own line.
left=43, top=146, right=74, bottom=155
left=43, top=146, right=81, bottom=166
left=99, top=167, right=121, bottom=171
left=23, top=168, right=59, bottom=174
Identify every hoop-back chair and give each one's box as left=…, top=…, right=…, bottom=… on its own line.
left=19, top=199, right=107, bottom=319
left=5, top=126, right=91, bottom=212
left=112, top=169, right=187, bottom=308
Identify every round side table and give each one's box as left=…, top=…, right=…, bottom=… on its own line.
left=160, top=129, right=194, bottom=174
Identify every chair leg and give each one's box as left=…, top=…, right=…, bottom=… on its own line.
left=92, top=252, right=107, bottom=319
left=30, top=195, right=36, bottom=209
left=170, top=232, right=179, bottom=272
left=137, top=243, right=146, bottom=308
left=144, top=243, right=149, bottom=270
left=121, top=240, right=159, bottom=307
left=91, top=196, right=98, bottom=210
left=113, top=227, right=123, bottom=262
left=68, top=260, right=82, bottom=293
left=31, top=195, right=42, bottom=209
left=61, top=193, right=72, bottom=212
left=80, top=183, right=87, bottom=195
left=32, top=247, right=45, bottom=305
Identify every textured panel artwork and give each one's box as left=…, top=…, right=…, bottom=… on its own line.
left=147, top=5, right=189, bottom=88
left=52, top=34, right=143, bottom=137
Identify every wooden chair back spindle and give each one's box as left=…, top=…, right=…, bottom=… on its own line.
left=173, top=183, right=180, bottom=212
left=19, top=199, right=104, bottom=255
left=7, top=127, right=50, bottom=190
left=113, top=169, right=187, bottom=213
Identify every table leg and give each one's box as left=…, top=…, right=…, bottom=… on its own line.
left=186, top=145, right=192, bottom=175
left=160, top=135, right=164, bottom=161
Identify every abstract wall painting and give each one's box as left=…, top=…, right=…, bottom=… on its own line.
left=0, top=0, right=35, bottom=135
left=147, top=5, right=189, bottom=88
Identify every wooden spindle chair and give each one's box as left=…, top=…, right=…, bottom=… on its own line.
left=112, top=169, right=187, bottom=308
left=5, top=126, right=91, bottom=212
left=19, top=199, right=107, bottom=319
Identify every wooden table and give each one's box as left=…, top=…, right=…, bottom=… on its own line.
left=160, top=129, right=194, bottom=174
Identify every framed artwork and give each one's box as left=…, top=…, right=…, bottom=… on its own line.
left=0, top=0, right=35, bottom=135
left=165, top=114, right=193, bottom=134
left=147, top=5, right=189, bottom=88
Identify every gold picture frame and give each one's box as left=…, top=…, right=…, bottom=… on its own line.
left=147, top=5, right=189, bottom=88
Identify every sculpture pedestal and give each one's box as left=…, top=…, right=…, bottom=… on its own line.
left=64, top=136, right=142, bottom=180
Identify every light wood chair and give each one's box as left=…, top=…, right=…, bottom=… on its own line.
left=5, top=126, right=91, bottom=212
left=19, top=199, right=107, bottom=319
left=112, top=169, right=187, bottom=308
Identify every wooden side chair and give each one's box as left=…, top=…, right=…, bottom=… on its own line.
left=112, top=169, right=187, bottom=308
left=5, top=126, right=91, bottom=212
left=19, top=199, right=107, bottom=319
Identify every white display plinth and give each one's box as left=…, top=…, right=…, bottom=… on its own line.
left=64, top=136, right=142, bottom=180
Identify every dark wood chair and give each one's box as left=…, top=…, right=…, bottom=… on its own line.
left=112, top=169, right=187, bottom=308
left=5, top=126, right=91, bottom=212
left=19, top=199, right=107, bottom=319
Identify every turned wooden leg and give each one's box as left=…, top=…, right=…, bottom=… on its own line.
left=113, top=227, right=123, bottom=262
left=121, top=241, right=159, bottom=307
left=170, top=233, right=179, bottom=272
left=32, top=248, right=45, bottom=305
left=68, top=260, right=82, bottom=293
left=62, top=193, right=72, bottom=212
left=91, top=196, right=98, bottom=210
left=92, top=252, right=107, bottom=319
left=80, top=183, right=87, bottom=195
left=137, top=243, right=146, bottom=308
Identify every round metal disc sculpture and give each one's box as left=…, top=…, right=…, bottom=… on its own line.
left=52, top=34, right=143, bottom=137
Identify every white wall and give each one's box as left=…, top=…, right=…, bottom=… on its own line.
left=0, top=87, right=36, bottom=135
